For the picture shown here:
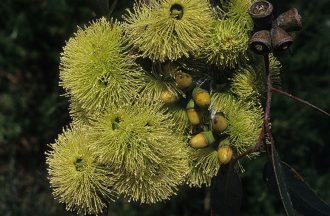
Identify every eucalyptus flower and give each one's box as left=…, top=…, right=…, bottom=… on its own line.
left=68, top=99, right=96, bottom=126
left=88, top=98, right=188, bottom=175
left=113, top=135, right=189, bottom=203
left=211, top=93, right=263, bottom=154
left=141, top=70, right=182, bottom=102
left=204, top=19, right=249, bottom=68
left=87, top=98, right=189, bottom=203
left=60, top=18, right=144, bottom=113
left=124, top=0, right=214, bottom=61
left=186, top=147, right=220, bottom=187
left=46, top=125, right=117, bottom=215
left=224, top=0, right=253, bottom=29
left=167, top=104, right=190, bottom=132
left=230, top=65, right=264, bottom=101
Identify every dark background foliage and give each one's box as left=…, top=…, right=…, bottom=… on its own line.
left=0, top=0, right=329, bottom=215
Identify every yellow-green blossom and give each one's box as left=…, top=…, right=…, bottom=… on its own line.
left=124, top=0, right=214, bottom=61
left=60, top=18, right=144, bottom=113
left=46, top=125, right=117, bottom=215
left=204, top=19, right=249, bottom=68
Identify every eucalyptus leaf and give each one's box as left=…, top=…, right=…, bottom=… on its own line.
left=211, top=163, right=242, bottom=216
left=270, top=144, right=296, bottom=215
left=264, top=161, right=330, bottom=216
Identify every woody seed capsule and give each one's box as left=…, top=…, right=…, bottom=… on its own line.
left=249, top=30, right=272, bottom=55
left=275, top=8, right=302, bottom=32
left=271, top=26, right=293, bottom=52
left=248, top=0, right=274, bottom=30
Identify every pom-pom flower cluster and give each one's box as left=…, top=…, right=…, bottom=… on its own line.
left=47, top=0, right=284, bottom=214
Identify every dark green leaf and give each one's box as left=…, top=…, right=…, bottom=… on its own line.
left=211, top=163, right=242, bottom=216
left=270, top=144, right=296, bottom=216
left=264, top=161, right=330, bottom=216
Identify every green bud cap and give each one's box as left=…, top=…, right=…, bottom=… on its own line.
left=202, top=131, right=215, bottom=146
left=186, top=99, right=195, bottom=109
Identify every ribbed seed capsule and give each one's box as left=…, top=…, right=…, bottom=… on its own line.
left=248, top=0, right=274, bottom=30
left=212, top=113, right=228, bottom=134
left=193, top=87, right=211, bottom=108
left=271, top=26, right=293, bottom=52
left=275, top=8, right=302, bottom=32
left=249, top=30, right=271, bottom=55
left=217, top=146, right=233, bottom=164
left=189, top=131, right=215, bottom=149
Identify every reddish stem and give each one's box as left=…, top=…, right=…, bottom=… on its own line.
left=264, top=55, right=274, bottom=145
left=235, top=54, right=274, bottom=160
left=271, top=87, right=330, bottom=117
left=234, top=126, right=265, bottom=161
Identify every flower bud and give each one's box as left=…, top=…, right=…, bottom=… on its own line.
left=189, top=131, right=215, bottom=149
left=186, top=99, right=200, bottom=125
left=217, top=145, right=233, bottom=164
left=175, top=71, right=193, bottom=89
left=212, top=113, right=228, bottom=134
left=192, top=87, right=211, bottom=108
left=160, top=89, right=178, bottom=104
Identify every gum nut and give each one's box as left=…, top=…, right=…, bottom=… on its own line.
left=160, top=89, right=177, bottom=104
left=189, top=133, right=208, bottom=149
left=217, top=146, right=233, bottom=164
left=187, top=109, right=200, bottom=125
left=175, top=71, right=193, bottom=89
left=212, top=114, right=228, bottom=133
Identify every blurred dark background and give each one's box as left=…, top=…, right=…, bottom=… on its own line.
left=0, top=0, right=329, bottom=215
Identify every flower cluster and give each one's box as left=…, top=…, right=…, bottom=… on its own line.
left=47, top=0, right=284, bottom=214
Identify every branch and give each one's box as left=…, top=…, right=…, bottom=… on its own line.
left=234, top=55, right=275, bottom=161
left=271, top=87, right=330, bottom=117
left=264, top=54, right=274, bottom=145
left=234, top=126, right=264, bottom=161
